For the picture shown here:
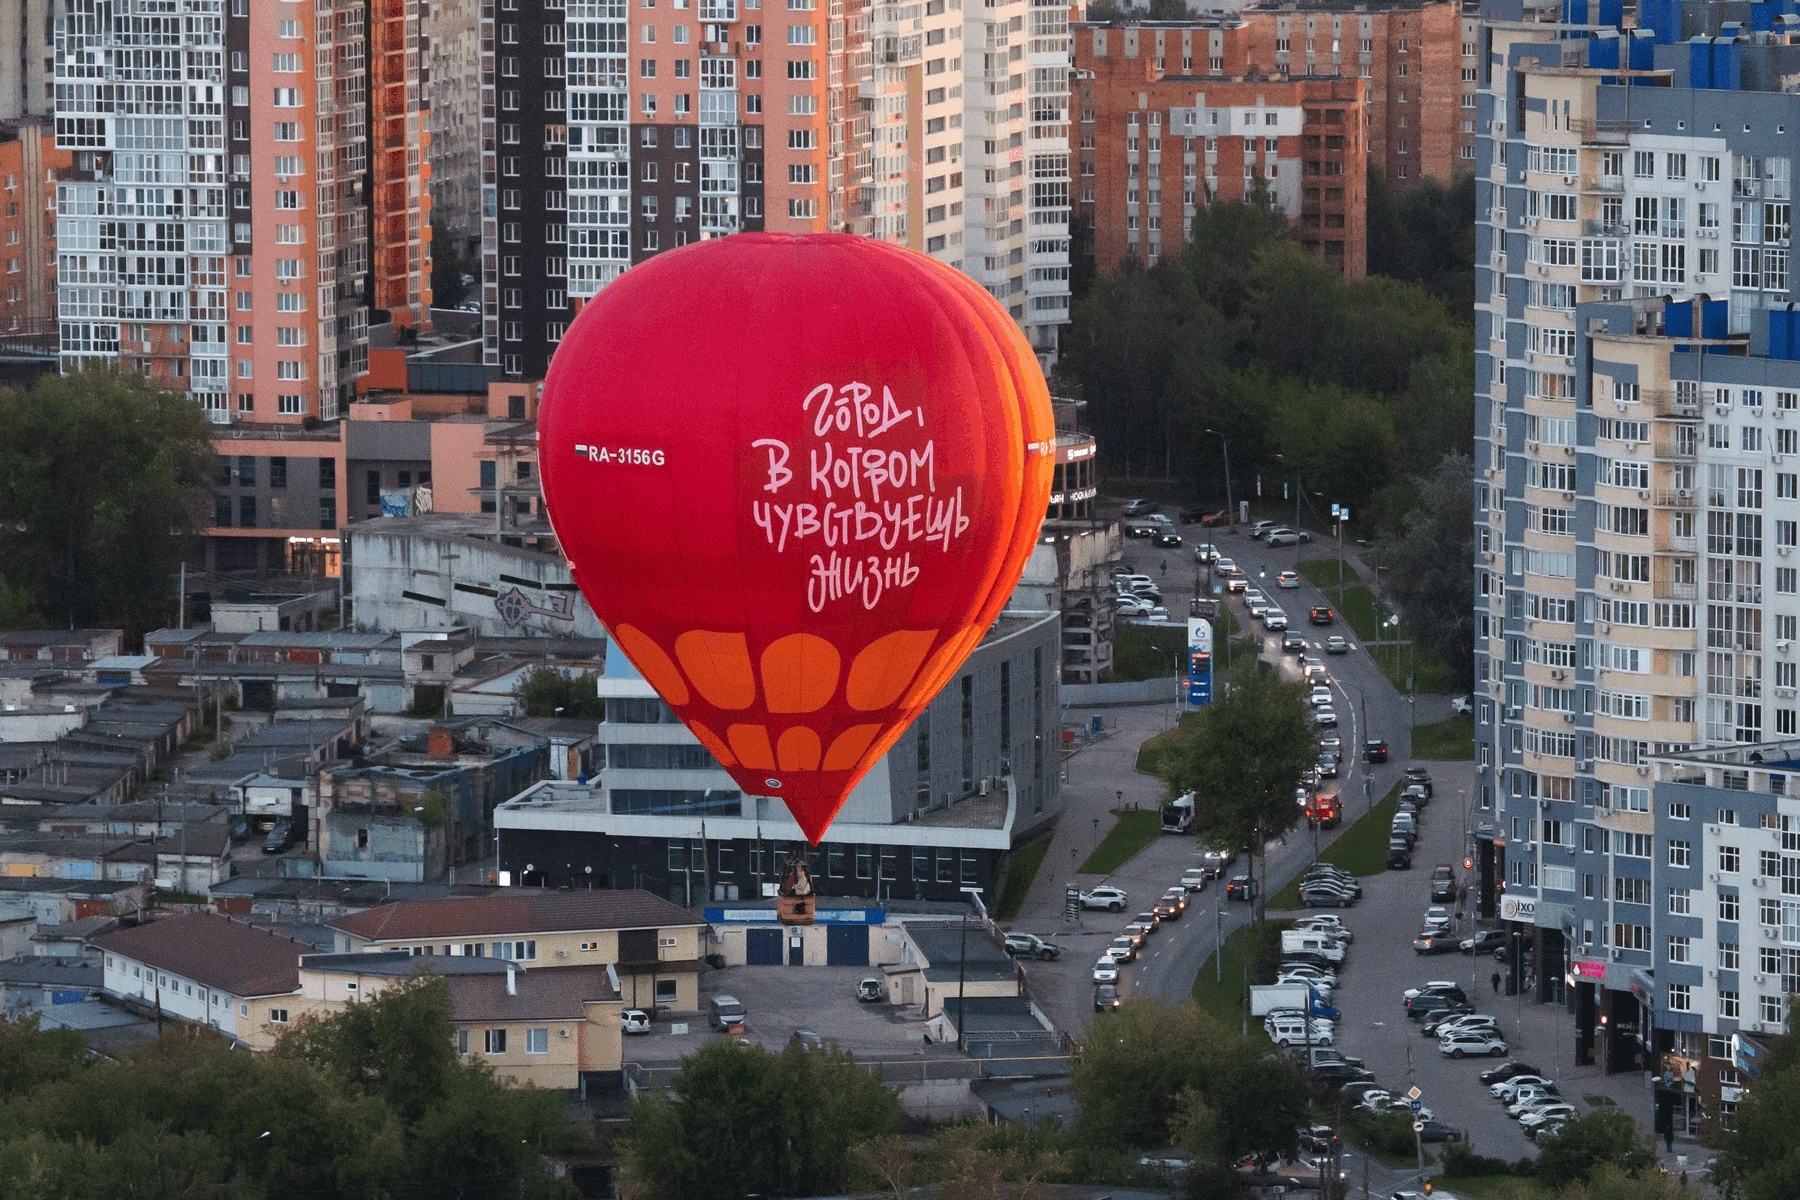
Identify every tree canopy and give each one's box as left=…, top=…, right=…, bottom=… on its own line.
left=0, top=978, right=584, bottom=1200
left=1370, top=452, right=1477, bottom=674
left=617, top=1037, right=903, bottom=1200
left=1154, top=667, right=1315, bottom=918
left=518, top=668, right=605, bottom=720
left=1071, top=1000, right=1307, bottom=1182
left=1061, top=199, right=1473, bottom=538
left=0, top=367, right=215, bottom=639
left=1716, top=1030, right=1800, bottom=1200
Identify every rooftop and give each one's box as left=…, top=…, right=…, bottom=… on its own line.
left=446, top=965, right=618, bottom=1023
left=330, top=888, right=706, bottom=943
left=92, top=913, right=308, bottom=998
left=300, top=950, right=515, bottom=978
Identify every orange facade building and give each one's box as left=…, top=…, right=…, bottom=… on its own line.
left=1075, top=23, right=1368, bottom=279
left=0, top=122, right=67, bottom=344
left=54, top=0, right=431, bottom=425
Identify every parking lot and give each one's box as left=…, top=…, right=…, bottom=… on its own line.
left=621, top=964, right=968, bottom=1067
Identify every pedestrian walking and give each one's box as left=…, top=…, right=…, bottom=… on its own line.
left=1491, top=971, right=1501, bottom=994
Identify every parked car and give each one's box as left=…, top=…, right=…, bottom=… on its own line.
left=1404, top=981, right=1467, bottom=1004
left=1267, top=1015, right=1335, bottom=1046
left=1094, top=984, right=1123, bottom=1011
left=857, top=978, right=884, bottom=1002
left=1293, top=915, right=1353, bottom=941
left=1407, top=995, right=1471, bottom=1021
left=1081, top=885, right=1128, bottom=912
left=1122, top=498, right=1157, bottom=516
left=1490, top=1075, right=1556, bottom=1101
left=622, top=1009, right=652, bottom=1034
left=262, top=820, right=299, bottom=855
left=1195, top=509, right=1232, bottom=527
left=1003, top=933, right=1062, bottom=960
left=1386, top=842, right=1413, bottom=870
left=1326, top=636, right=1349, bottom=654
left=1266, top=528, right=1310, bottom=547
left=1451, top=694, right=1475, bottom=715
left=1461, top=930, right=1509, bottom=955
left=1440, top=1031, right=1509, bottom=1058
left=709, top=995, right=747, bottom=1030
left=1277, top=570, right=1301, bottom=589
left=1093, top=955, right=1120, bottom=984
left=1364, top=739, right=1389, bottom=763
left=1300, top=883, right=1356, bottom=909
left=1416, top=1120, right=1464, bottom=1143
left=1404, top=767, right=1435, bottom=798
left=1412, top=930, right=1458, bottom=955
left=1309, top=606, right=1336, bottom=625
left=1480, top=1061, right=1543, bottom=1086
left=1250, top=520, right=1278, bottom=539
left=1431, top=864, right=1457, bottom=902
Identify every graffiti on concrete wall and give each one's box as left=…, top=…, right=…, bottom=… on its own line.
left=493, top=586, right=576, bottom=628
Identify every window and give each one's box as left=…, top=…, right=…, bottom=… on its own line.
left=1721, top=845, right=1742, bottom=873
left=1721, top=892, right=1741, bottom=922
left=1669, top=887, right=1692, bottom=915
left=269, top=1008, right=289, bottom=1025
left=484, top=1029, right=507, bottom=1054
left=1669, top=936, right=1691, bottom=964
left=1669, top=984, right=1692, bottom=1012
left=1669, top=839, right=1691, bottom=868
left=525, top=1028, right=550, bottom=1054
left=655, top=978, right=679, bottom=1003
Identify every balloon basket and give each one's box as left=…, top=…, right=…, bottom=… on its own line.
left=776, top=894, right=815, bottom=926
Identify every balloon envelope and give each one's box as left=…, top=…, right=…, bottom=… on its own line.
left=539, top=234, right=1054, bottom=843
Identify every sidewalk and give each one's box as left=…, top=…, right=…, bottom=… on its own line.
left=1014, top=704, right=1176, bottom=924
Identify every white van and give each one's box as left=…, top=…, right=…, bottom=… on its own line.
left=1281, top=930, right=1346, bottom=963
left=1267, top=1015, right=1336, bottom=1046
left=709, top=995, right=747, bottom=1030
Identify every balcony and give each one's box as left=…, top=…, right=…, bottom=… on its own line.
left=1653, top=488, right=1698, bottom=509
left=1570, top=117, right=1632, bottom=144
left=1642, top=388, right=1700, bottom=419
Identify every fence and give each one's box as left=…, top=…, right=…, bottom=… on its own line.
left=1061, top=677, right=1181, bottom=707
left=623, top=1052, right=1071, bottom=1093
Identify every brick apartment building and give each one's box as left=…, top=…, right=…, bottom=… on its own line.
left=1075, top=24, right=1369, bottom=278
left=481, top=0, right=1070, bottom=382
left=0, top=122, right=67, bottom=343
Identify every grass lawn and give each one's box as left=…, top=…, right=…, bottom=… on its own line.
left=1267, top=781, right=1403, bottom=910
left=1296, top=556, right=1362, bottom=591
left=1413, top=714, right=1475, bottom=760
left=1081, top=809, right=1165, bottom=874
left=1136, top=713, right=1201, bottom=775
left=1191, top=919, right=1274, bottom=1036
left=1113, top=612, right=1242, bottom=683
left=996, top=837, right=1050, bottom=921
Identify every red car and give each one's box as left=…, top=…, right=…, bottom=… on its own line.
left=1199, top=510, right=1231, bottom=527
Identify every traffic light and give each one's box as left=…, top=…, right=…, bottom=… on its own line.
left=1599, top=1014, right=1610, bottom=1027
left=1463, top=856, right=1474, bottom=871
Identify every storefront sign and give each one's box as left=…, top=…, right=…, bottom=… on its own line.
left=705, top=907, right=886, bottom=925
left=1499, top=894, right=1536, bottom=923
left=1570, top=959, right=1608, bottom=981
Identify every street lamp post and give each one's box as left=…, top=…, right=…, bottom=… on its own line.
left=1204, top=428, right=1234, bottom=524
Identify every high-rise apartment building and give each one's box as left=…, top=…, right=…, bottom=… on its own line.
left=52, top=0, right=431, bottom=425
left=1074, top=20, right=1369, bottom=278
left=425, top=0, right=486, bottom=242
left=0, top=123, right=69, bottom=343
left=479, top=0, right=1067, bottom=382
left=1475, top=0, right=1800, bottom=1082
left=1, top=0, right=57, bottom=122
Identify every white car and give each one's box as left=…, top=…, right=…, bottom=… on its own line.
left=1251, top=520, right=1278, bottom=540
left=1404, top=980, right=1462, bottom=1000
left=1309, top=686, right=1333, bottom=707
left=1431, top=1014, right=1498, bottom=1038
left=1277, top=570, right=1301, bottom=589
left=1244, top=588, right=1268, bottom=606
left=1115, top=596, right=1153, bottom=616
left=1194, top=544, right=1223, bottom=563
left=1519, top=1103, right=1578, bottom=1131
left=1505, top=1087, right=1560, bottom=1117
left=1440, top=1031, right=1509, bottom=1058
left=1313, top=706, right=1338, bottom=727
left=1093, top=955, right=1120, bottom=984
left=1491, top=1074, right=1555, bottom=1100
left=1215, top=557, right=1240, bottom=576
left=1292, top=915, right=1353, bottom=941
left=1354, top=1090, right=1394, bottom=1114
left=1179, top=868, right=1208, bottom=891
left=1423, top=906, right=1453, bottom=929
left=1268, top=1016, right=1335, bottom=1046
left=1081, top=885, right=1128, bottom=912
left=621, top=1009, right=652, bottom=1034
left=1265, top=611, right=1289, bottom=631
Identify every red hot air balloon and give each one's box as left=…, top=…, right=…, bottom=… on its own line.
left=539, top=234, right=1054, bottom=845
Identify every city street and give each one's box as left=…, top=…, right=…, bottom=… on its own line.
left=1002, top=509, right=1652, bottom=1180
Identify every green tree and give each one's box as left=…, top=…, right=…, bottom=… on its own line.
left=0, top=367, right=214, bottom=639
left=1370, top=452, right=1477, bottom=679
left=1716, top=1031, right=1800, bottom=1200
left=1156, top=668, right=1315, bottom=923
left=0, top=1011, right=88, bottom=1096
left=1533, top=1107, right=1654, bottom=1189
left=618, top=1039, right=902, bottom=1200
left=1072, top=1001, right=1305, bottom=1163
left=275, top=975, right=459, bottom=1125
left=1365, top=169, right=1477, bottom=312
left=517, top=667, right=605, bottom=719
